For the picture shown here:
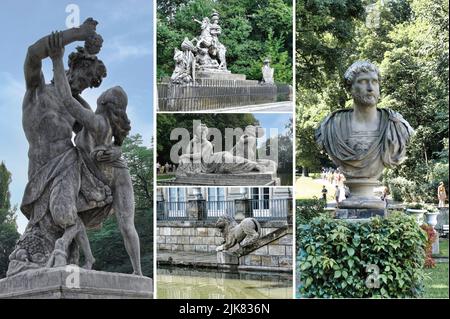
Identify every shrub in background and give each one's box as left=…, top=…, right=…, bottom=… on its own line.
left=297, top=212, right=427, bottom=298
left=296, top=198, right=327, bottom=251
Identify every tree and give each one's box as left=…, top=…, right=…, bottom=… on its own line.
left=0, top=162, right=20, bottom=279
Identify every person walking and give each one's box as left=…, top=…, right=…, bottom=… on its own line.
left=321, top=185, right=328, bottom=202
left=380, top=186, right=389, bottom=208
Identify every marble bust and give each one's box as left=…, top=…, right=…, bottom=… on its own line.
left=316, top=61, right=414, bottom=209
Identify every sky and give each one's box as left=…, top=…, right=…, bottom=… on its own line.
left=0, top=0, right=154, bottom=233
left=254, top=114, right=292, bottom=139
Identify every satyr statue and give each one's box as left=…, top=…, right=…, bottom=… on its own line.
left=215, top=215, right=261, bottom=252
left=261, top=58, right=274, bottom=84
left=176, top=123, right=277, bottom=177
left=7, top=19, right=142, bottom=277
left=316, top=61, right=414, bottom=209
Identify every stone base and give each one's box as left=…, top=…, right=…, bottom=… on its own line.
left=196, top=70, right=246, bottom=81
left=217, top=251, right=239, bottom=265
left=339, top=196, right=386, bottom=210
left=0, top=266, right=153, bottom=299
left=432, top=234, right=440, bottom=255
left=174, top=173, right=279, bottom=186
left=335, top=208, right=386, bottom=220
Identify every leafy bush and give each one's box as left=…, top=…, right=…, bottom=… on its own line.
left=296, top=198, right=327, bottom=250
left=297, top=212, right=427, bottom=298
left=387, top=177, right=416, bottom=202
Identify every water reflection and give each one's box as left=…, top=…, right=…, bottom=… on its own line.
left=157, top=267, right=293, bottom=299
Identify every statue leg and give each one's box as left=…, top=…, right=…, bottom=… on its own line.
left=242, top=227, right=259, bottom=247
left=75, top=225, right=96, bottom=269
left=113, top=169, right=142, bottom=276
left=47, top=165, right=90, bottom=268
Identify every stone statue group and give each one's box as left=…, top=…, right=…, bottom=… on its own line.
left=170, top=11, right=275, bottom=85
left=176, top=123, right=278, bottom=177
left=7, top=18, right=142, bottom=277
left=171, top=12, right=228, bottom=84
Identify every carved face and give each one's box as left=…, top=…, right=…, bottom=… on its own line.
left=351, top=71, right=380, bottom=107
left=67, top=63, right=105, bottom=95
left=215, top=216, right=229, bottom=229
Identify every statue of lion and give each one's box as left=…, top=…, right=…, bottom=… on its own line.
left=215, top=215, right=261, bottom=252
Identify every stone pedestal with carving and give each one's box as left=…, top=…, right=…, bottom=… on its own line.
left=0, top=266, right=153, bottom=299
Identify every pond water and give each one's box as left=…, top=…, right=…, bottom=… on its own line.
left=157, top=267, right=293, bottom=299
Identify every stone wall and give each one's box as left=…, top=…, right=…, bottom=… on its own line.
left=157, top=220, right=292, bottom=270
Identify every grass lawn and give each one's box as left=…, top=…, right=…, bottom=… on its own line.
left=156, top=174, right=175, bottom=181
left=438, top=239, right=448, bottom=257
left=423, top=262, right=449, bottom=298
left=295, top=176, right=336, bottom=200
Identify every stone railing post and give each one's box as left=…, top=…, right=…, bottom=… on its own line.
left=187, top=199, right=207, bottom=220
left=234, top=199, right=251, bottom=220
left=287, top=198, right=293, bottom=225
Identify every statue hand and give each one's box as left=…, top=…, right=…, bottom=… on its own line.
left=80, top=17, right=98, bottom=39
left=96, top=146, right=122, bottom=163
left=48, top=31, right=64, bottom=60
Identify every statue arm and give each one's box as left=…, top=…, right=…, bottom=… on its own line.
left=24, top=18, right=98, bottom=90
left=51, top=43, right=100, bottom=134
left=72, top=94, right=94, bottom=133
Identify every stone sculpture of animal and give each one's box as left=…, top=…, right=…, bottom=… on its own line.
left=215, top=215, right=261, bottom=252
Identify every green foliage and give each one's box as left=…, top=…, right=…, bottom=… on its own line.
left=297, top=212, right=428, bottom=298
left=295, top=198, right=327, bottom=248
left=258, top=127, right=293, bottom=173
left=88, top=209, right=153, bottom=277
left=387, top=176, right=416, bottom=202
left=122, top=135, right=153, bottom=209
left=0, top=162, right=20, bottom=279
left=157, top=0, right=293, bottom=82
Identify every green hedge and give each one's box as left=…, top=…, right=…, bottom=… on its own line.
left=296, top=198, right=327, bottom=249
left=297, top=212, right=427, bottom=298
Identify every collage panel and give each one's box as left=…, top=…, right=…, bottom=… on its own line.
left=156, top=186, right=293, bottom=299
left=156, top=0, right=294, bottom=113
left=154, top=0, right=296, bottom=301
left=0, top=1, right=154, bottom=298
left=295, top=0, right=449, bottom=299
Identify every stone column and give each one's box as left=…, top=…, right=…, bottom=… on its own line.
left=156, top=189, right=165, bottom=220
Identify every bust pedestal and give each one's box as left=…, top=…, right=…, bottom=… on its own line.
left=336, top=178, right=386, bottom=219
